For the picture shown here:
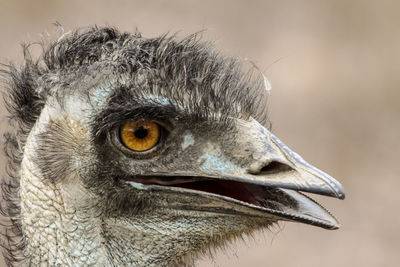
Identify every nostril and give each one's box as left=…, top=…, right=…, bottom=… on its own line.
left=259, top=161, right=294, bottom=175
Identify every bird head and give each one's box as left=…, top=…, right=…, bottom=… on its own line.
left=7, top=27, right=344, bottom=265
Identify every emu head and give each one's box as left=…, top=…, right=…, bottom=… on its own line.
left=2, top=27, right=344, bottom=266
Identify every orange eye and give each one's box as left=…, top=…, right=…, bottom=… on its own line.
left=120, top=121, right=160, bottom=151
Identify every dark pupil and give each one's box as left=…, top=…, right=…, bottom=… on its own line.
left=134, top=126, right=148, bottom=139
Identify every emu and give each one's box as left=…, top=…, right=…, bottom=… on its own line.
left=1, top=27, right=344, bottom=266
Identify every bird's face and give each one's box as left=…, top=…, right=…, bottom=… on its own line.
left=27, top=30, right=344, bottom=263
left=37, top=74, right=343, bottom=249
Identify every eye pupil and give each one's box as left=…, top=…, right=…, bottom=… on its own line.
left=134, top=127, right=148, bottom=139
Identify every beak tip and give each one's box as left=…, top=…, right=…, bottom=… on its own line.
left=329, top=224, right=341, bottom=230
left=333, top=181, right=346, bottom=200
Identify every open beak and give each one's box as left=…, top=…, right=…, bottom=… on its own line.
left=124, top=118, right=345, bottom=230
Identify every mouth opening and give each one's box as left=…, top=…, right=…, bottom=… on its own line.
left=127, top=176, right=296, bottom=211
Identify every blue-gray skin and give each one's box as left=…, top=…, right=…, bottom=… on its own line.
left=1, top=27, right=344, bottom=266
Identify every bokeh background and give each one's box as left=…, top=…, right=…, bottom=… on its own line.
left=0, top=0, right=398, bottom=266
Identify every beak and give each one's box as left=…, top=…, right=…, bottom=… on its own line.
left=124, top=118, right=345, bottom=229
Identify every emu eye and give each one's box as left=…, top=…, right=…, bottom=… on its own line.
left=120, top=121, right=161, bottom=151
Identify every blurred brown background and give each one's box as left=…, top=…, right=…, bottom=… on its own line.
left=0, top=0, right=398, bottom=266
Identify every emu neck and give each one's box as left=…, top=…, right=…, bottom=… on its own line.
left=18, top=103, right=109, bottom=265
left=20, top=141, right=109, bottom=265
